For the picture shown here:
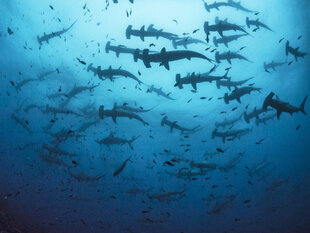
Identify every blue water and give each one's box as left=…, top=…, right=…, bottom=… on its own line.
left=1, top=0, right=310, bottom=232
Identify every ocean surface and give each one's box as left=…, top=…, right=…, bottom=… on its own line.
left=0, top=0, right=310, bottom=232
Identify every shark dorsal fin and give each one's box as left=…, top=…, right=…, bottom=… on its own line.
left=161, top=47, right=167, bottom=54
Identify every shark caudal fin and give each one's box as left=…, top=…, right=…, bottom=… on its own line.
left=105, top=41, right=111, bottom=53
left=224, top=93, right=229, bottom=104
left=126, top=25, right=133, bottom=39
left=285, top=41, right=290, bottom=56
left=99, top=105, right=104, bottom=119
left=300, top=96, right=308, bottom=114
left=161, top=116, right=168, bottom=126
left=175, top=74, right=183, bottom=89
left=213, top=36, right=218, bottom=47
left=263, top=92, right=275, bottom=110
left=245, top=17, right=250, bottom=28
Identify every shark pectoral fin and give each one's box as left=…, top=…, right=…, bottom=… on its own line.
left=219, top=30, right=223, bottom=37
left=112, top=115, right=117, bottom=123
left=237, top=98, right=241, bottom=103
left=163, top=62, right=170, bottom=70
left=277, top=110, right=281, bottom=119
left=222, top=137, right=226, bottom=143
left=228, top=59, right=232, bottom=64
left=191, top=82, right=197, bottom=90
left=272, top=67, right=276, bottom=71
left=224, top=42, right=228, bottom=48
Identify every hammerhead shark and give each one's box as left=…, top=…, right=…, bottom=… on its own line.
left=147, top=189, right=186, bottom=203
left=255, top=113, right=277, bottom=126
left=126, top=24, right=178, bottom=41
left=216, top=77, right=253, bottom=90
left=172, top=37, right=207, bottom=49
left=161, top=116, right=201, bottom=134
left=286, top=41, right=307, bottom=61
left=215, top=51, right=252, bottom=64
left=224, top=86, right=262, bottom=104
left=87, top=63, right=143, bottom=85
left=246, top=17, right=273, bottom=32
left=146, top=85, right=175, bottom=100
left=175, top=70, right=229, bottom=90
left=99, top=103, right=149, bottom=125
left=70, top=171, right=105, bottom=182
left=212, top=128, right=251, bottom=143
left=262, top=92, right=307, bottom=119
left=213, top=34, right=247, bottom=47
left=116, top=104, right=156, bottom=113
left=202, top=0, right=254, bottom=13
left=227, top=0, right=255, bottom=12
left=204, top=17, right=247, bottom=38
left=243, top=107, right=269, bottom=123
left=37, top=20, right=77, bottom=45
left=96, top=133, right=139, bottom=148
left=11, top=113, right=32, bottom=134
left=215, top=114, right=243, bottom=128
left=105, top=41, right=156, bottom=58
left=264, top=61, right=286, bottom=73
left=135, top=47, right=213, bottom=70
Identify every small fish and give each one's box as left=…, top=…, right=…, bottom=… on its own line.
left=240, top=46, right=246, bottom=51
left=288, top=61, right=293, bottom=66
left=138, top=70, right=141, bottom=75
left=248, top=83, right=255, bottom=86
left=209, top=65, right=217, bottom=73
left=279, top=38, right=284, bottom=43
left=220, top=111, right=226, bottom=114
left=187, top=98, right=192, bottom=103
left=142, top=210, right=150, bottom=214
left=248, top=180, right=253, bottom=185
left=205, top=47, right=211, bottom=51
left=245, top=104, right=249, bottom=109
left=253, top=28, right=258, bottom=32
left=254, top=12, right=260, bottom=15
left=193, top=29, right=200, bottom=34
left=49, top=5, right=54, bottom=10
left=296, top=125, right=301, bottom=130
left=185, top=149, right=190, bottom=152
left=173, top=19, right=178, bottom=24
left=110, top=195, right=116, bottom=199
left=210, top=48, right=216, bottom=53
left=243, top=200, right=251, bottom=204
left=297, top=35, right=302, bottom=40
left=216, top=148, right=224, bottom=153
left=200, top=97, right=207, bottom=100
left=232, top=107, right=238, bottom=111
left=10, top=81, right=15, bottom=86
left=164, top=161, right=174, bottom=167
left=76, top=58, right=86, bottom=65
left=7, top=27, right=14, bottom=35
left=72, top=160, right=79, bottom=165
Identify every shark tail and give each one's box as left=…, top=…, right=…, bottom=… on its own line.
left=300, top=96, right=308, bottom=115
left=126, top=25, right=132, bottom=39
left=105, top=41, right=111, bottom=53
left=175, top=74, right=183, bottom=89
left=224, top=93, right=229, bottom=104
left=99, top=105, right=104, bottom=119
left=213, top=36, right=218, bottom=47
left=129, top=135, right=140, bottom=146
